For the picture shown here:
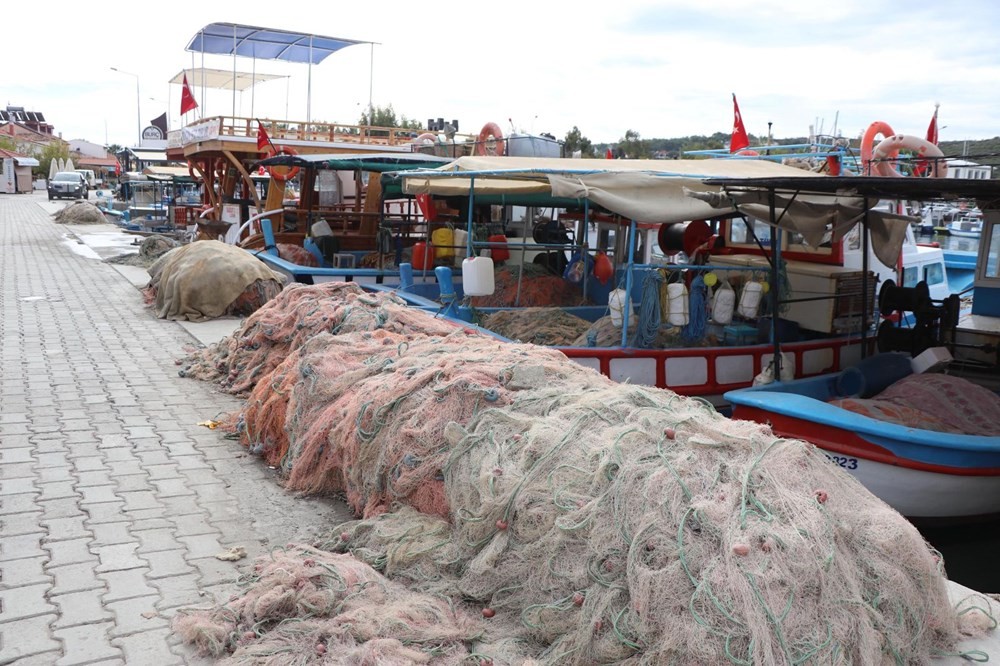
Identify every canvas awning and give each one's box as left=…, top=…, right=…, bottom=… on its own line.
left=170, top=68, right=286, bottom=92
left=13, top=156, right=39, bottom=167
left=186, top=23, right=369, bottom=64
left=394, top=155, right=917, bottom=260
left=257, top=152, right=452, bottom=172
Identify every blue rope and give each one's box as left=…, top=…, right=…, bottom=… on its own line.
left=632, top=270, right=664, bottom=348
left=682, top=274, right=708, bottom=343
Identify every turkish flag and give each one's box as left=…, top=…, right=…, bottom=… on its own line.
left=605, top=147, right=614, bottom=159
left=257, top=124, right=271, bottom=152
left=729, top=94, right=750, bottom=153
left=926, top=106, right=939, bottom=145
left=180, top=74, right=198, bottom=115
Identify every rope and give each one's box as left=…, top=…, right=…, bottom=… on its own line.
left=632, top=270, right=664, bottom=348
left=682, top=273, right=708, bottom=343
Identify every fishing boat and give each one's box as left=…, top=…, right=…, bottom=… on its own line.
left=948, top=210, right=984, bottom=238
left=381, top=155, right=936, bottom=404
left=723, top=175, right=1000, bottom=521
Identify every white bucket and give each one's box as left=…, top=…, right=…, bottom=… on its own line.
left=462, top=256, right=495, bottom=296
left=666, top=283, right=689, bottom=326
left=608, top=288, right=636, bottom=328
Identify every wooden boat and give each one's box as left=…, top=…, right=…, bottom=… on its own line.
left=723, top=177, right=1000, bottom=521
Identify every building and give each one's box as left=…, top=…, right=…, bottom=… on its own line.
left=0, top=149, right=40, bottom=194
left=945, top=158, right=992, bottom=179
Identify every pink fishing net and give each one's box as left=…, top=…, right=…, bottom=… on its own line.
left=174, top=282, right=986, bottom=664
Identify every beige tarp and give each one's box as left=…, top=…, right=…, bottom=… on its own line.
left=398, top=156, right=913, bottom=259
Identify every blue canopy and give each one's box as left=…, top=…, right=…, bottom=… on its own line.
left=186, top=23, right=369, bottom=64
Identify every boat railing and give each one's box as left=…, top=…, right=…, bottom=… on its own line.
left=172, top=115, right=479, bottom=150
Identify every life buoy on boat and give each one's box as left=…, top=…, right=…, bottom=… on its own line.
left=861, top=121, right=896, bottom=175
left=475, top=122, right=506, bottom=156
left=266, top=146, right=300, bottom=182
left=872, top=135, right=948, bottom=178
left=412, top=132, right=438, bottom=147
left=735, top=149, right=760, bottom=157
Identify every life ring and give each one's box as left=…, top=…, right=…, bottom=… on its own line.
left=266, top=146, right=300, bottom=182
left=475, top=122, right=506, bottom=156
left=872, top=135, right=948, bottom=178
left=412, top=132, right=437, bottom=146
left=861, top=121, right=896, bottom=175
left=735, top=149, right=759, bottom=157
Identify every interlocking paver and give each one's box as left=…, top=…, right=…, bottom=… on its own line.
left=0, top=194, right=351, bottom=662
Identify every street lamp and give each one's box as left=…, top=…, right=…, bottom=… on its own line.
left=110, top=67, right=141, bottom=146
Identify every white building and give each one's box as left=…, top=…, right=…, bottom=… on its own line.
left=946, top=158, right=992, bottom=179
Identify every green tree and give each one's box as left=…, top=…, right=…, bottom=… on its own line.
left=563, top=126, right=596, bottom=158
left=38, top=142, right=70, bottom=179
left=0, top=136, right=16, bottom=153
left=620, top=129, right=649, bottom=159
left=359, top=105, right=423, bottom=130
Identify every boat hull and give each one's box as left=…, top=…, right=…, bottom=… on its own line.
left=726, top=377, right=1000, bottom=521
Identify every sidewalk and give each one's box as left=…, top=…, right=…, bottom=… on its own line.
left=0, top=191, right=351, bottom=665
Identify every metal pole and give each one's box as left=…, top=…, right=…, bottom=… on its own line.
left=769, top=188, right=782, bottom=378
left=620, top=218, right=637, bottom=347
left=861, top=199, right=870, bottom=358
left=110, top=68, right=141, bottom=146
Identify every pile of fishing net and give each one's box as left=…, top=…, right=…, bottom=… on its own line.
left=480, top=307, right=592, bottom=346
left=276, top=243, right=318, bottom=267
left=173, top=282, right=994, bottom=664
left=105, top=234, right=179, bottom=268
left=143, top=240, right=284, bottom=321
left=471, top=264, right=591, bottom=308
left=51, top=200, right=107, bottom=224
left=570, top=316, right=718, bottom=348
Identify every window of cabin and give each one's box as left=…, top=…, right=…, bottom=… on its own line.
left=924, top=262, right=945, bottom=286
left=903, top=265, right=919, bottom=287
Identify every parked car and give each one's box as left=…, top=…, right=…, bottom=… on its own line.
left=75, top=169, right=99, bottom=188
left=48, top=172, right=88, bottom=200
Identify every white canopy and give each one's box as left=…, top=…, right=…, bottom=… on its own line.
left=170, top=68, right=287, bottom=92
left=397, top=155, right=913, bottom=263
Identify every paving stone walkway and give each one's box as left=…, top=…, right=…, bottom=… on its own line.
left=0, top=192, right=351, bottom=665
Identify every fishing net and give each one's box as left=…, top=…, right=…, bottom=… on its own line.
left=174, top=282, right=987, bottom=664
left=51, top=200, right=107, bottom=224
left=480, top=308, right=592, bottom=346
left=143, top=240, right=284, bottom=321
left=471, top=264, right=591, bottom=308
left=572, top=316, right=718, bottom=348
left=106, top=234, right=180, bottom=268
left=276, top=243, right=318, bottom=267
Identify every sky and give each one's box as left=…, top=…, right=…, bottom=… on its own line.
left=6, top=0, right=1000, bottom=150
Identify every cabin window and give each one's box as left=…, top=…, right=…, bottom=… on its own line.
left=727, top=217, right=771, bottom=247
left=923, top=262, right=944, bottom=286
left=987, top=223, right=1000, bottom=278
left=902, top=266, right=919, bottom=287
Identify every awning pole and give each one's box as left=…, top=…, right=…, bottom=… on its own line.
left=307, top=37, right=313, bottom=127
left=368, top=43, right=374, bottom=117
left=232, top=26, right=237, bottom=120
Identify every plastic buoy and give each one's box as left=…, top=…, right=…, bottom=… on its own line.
left=608, top=288, right=636, bottom=328
left=593, top=252, right=614, bottom=285
left=487, top=234, right=509, bottom=262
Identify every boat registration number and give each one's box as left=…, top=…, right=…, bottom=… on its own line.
left=825, top=454, right=858, bottom=470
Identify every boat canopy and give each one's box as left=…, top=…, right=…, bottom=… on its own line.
left=186, top=23, right=370, bottom=64
left=169, top=68, right=286, bottom=92
left=392, top=156, right=930, bottom=264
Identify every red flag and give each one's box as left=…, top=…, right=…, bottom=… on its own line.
left=257, top=124, right=272, bottom=152
left=729, top=94, right=750, bottom=153
left=926, top=104, right=939, bottom=145
left=605, top=147, right=614, bottom=159
left=180, top=74, right=198, bottom=115
left=114, top=160, right=121, bottom=176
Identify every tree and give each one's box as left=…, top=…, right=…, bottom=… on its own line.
left=38, top=142, right=70, bottom=179
left=620, top=129, right=649, bottom=159
left=562, top=126, right=596, bottom=158
left=0, top=136, right=16, bottom=153
left=358, top=105, right=423, bottom=130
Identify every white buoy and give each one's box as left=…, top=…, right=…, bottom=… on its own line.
left=738, top=281, right=763, bottom=319
left=666, top=283, right=689, bottom=326
left=608, top=288, right=636, bottom=328
left=462, top=256, right=495, bottom=296
left=711, top=281, right=736, bottom=325
left=452, top=229, right=469, bottom=267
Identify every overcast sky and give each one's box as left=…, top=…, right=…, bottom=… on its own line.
left=6, top=0, right=1000, bottom=149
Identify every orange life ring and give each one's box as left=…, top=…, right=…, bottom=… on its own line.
left=475, top=122, right=506, bottom=156
left=735, top=149, right=759, bottom=157
left=872, top=135, right=948, bottom=178
left=412, top=132, right=437, bottom=146
left=267, top=146, right=300, bottom=182
left=861, top=121, right=896, bottom=175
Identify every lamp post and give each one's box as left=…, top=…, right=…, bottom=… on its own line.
left=110, top=67, right=141, bottom=146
